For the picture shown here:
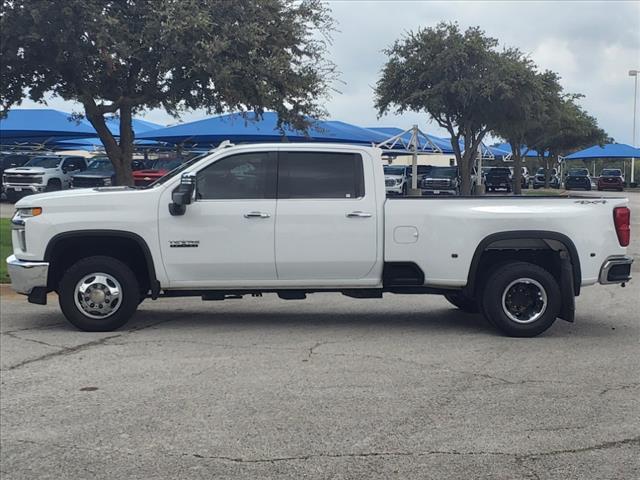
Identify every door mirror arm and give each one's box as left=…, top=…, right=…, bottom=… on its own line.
left=169, top=172, right=196, bottom=216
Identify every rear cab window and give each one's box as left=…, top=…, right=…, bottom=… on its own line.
left=278, top=151, right=365, bottom=199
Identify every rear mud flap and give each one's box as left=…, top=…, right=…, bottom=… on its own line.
left=559, top=253, right=575, bottom=323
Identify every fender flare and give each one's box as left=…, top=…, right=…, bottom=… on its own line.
left=465, top=230, right=582, bottom=297
left=44, top=229, right=161, bottom=298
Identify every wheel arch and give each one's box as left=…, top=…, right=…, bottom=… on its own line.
left=465, top=230, right=581, bottom=297
left=44, top=230, right=160, bottom=297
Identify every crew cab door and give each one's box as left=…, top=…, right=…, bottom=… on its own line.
left=275, top=150, right=379, bottom=284
left=158, top=151, right=278, bottom=287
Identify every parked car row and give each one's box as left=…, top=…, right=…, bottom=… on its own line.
left=2, top=153, right=190, bottom=203
left=384, top=164, right=476, bottom=196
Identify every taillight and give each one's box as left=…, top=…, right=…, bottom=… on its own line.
left=613, top=207, right=630, bottom=247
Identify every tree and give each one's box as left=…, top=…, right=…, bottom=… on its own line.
left=528, top=88, right=609, bottom=187
left=491, top=51, right=546, bottom=194
left=375, top=23, right=506, bottom=195
left=1, top=0, right=335, bottom=185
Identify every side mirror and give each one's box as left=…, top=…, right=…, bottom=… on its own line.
left=62, top=168, right=68, bottom=174
left=169, top=172, right=196, bottom=216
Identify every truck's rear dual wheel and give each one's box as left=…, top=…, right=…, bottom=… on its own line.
left=481, top=262, right=560, bottom=337
left=58, top=256, right=139, bottom=332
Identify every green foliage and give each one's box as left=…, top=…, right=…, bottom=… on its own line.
left=375, top=23, right=506, bottom=194
left=0, top=219, right=11, bottom=283
left=1, top=0, right=335, bottom=185
left=376, top=22, right=609, bottom=194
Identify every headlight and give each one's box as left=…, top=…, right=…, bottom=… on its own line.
left=102, top=178, right=112, bottom=186
left=395, top=178, right=403, bottom=185
left=11, top=207, right=42, bottom=227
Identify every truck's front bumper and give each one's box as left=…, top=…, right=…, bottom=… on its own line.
left=599, top=255, right=633, bottom=284
left=6, top=255, right=49, bottom=294
left=4, top=184, right=46, bottom=194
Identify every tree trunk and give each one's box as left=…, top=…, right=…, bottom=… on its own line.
left=116, top=104, right=135, bottom=186
left=511, top=145, right=522, bottom=195
left=82, top=98, right=135, bottom=186
left=459, top=150, right=474, bottom=196
left=544, top=156, right=551, bottom=188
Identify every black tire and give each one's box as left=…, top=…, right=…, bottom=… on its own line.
left=45, top=179, right=62, bottom=191
left=58, top=256, right=140, bottom=332
left=481, top=261, right=561, bottom=337
left=444, top=293, right=479, bottom=313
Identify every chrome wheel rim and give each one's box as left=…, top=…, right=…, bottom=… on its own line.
left=501, top=278, right=547, bottom=324
left=74, top=273, right=122, bottom=319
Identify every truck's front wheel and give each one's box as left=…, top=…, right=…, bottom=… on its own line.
left=58, top=256, right=140, bottom=332
left=481, top=262, right=560, bottom=337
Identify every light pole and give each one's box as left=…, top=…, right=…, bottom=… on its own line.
left=630, top=69, right=639, bottom=184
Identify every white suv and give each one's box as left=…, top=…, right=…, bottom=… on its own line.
left=2, top=155, right=87, bottom=203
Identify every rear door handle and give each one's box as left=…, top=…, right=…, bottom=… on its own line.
left=346, top=211, right=372, bottom=218
left=244, top=211, right=270, bottom=219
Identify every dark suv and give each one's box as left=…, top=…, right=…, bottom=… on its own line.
left=485, top=167, right=512, bottom=192
left=71, top=157, right=145, bottom=188
left=420, top=166, right=461, bottom=195
left=564, top=168, right=591, bottom=191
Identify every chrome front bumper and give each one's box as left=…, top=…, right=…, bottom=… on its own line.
left=599, top=255, right=633, bottom=284
left=6, top=255, right=49, bottom=294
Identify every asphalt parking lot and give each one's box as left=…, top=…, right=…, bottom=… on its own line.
left=1, top=192, right=639, bottom=479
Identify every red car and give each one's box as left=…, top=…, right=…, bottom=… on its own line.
left=597, top=168, right=625, bottom=192
left=133, top=158, right=184, bottom=187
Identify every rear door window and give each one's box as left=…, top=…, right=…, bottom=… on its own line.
left=278, top=152, right=364, bottom=199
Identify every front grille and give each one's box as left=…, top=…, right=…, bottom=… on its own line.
left=423, top=178, right=451, bottom=189
left=73, top=177, right=104, bottom=188
left=385, top=179, right=396, bottom=187
left=5, top=175, right=42, bottom=184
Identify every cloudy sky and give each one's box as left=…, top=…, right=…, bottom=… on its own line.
left=21, top=0, right=640, bottom=145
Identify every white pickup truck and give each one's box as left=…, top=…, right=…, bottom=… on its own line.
left=7, top=143, right=633, bottom=337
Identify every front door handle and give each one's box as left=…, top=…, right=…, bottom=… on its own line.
left=346, top=211, right=372, bottom=218
left=244, top=211, right=270, bottom=219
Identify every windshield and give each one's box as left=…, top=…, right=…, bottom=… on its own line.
left=601, top=169, right=622, bottom=176
left=568, top=169, right=589, bottom=176
left=537, top=168, right=556, bottom=175
left=145, top=153, right=209, bottom=187
left=384, top=166, right=407, bottom=175
left=86, top=158, right=113, bottom=170
left=488, top=168, right=511, bottom=175
left=24, top=156, right=62, bottom=168
left=428, top=167, right=458, bottom=177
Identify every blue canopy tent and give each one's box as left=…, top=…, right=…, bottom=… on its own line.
left=1, top=108, right=163, bottom=148
left=52, top=117, right=163, bottom=151
left=490, top=143, right=549, bottom=160
left=563, top=143, right=640, bottom=184
left=563, top=143, right=640, bottom=160
left=0, top=109, right=97, bottom=144
left=138, top=112, right=389, bottom=146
